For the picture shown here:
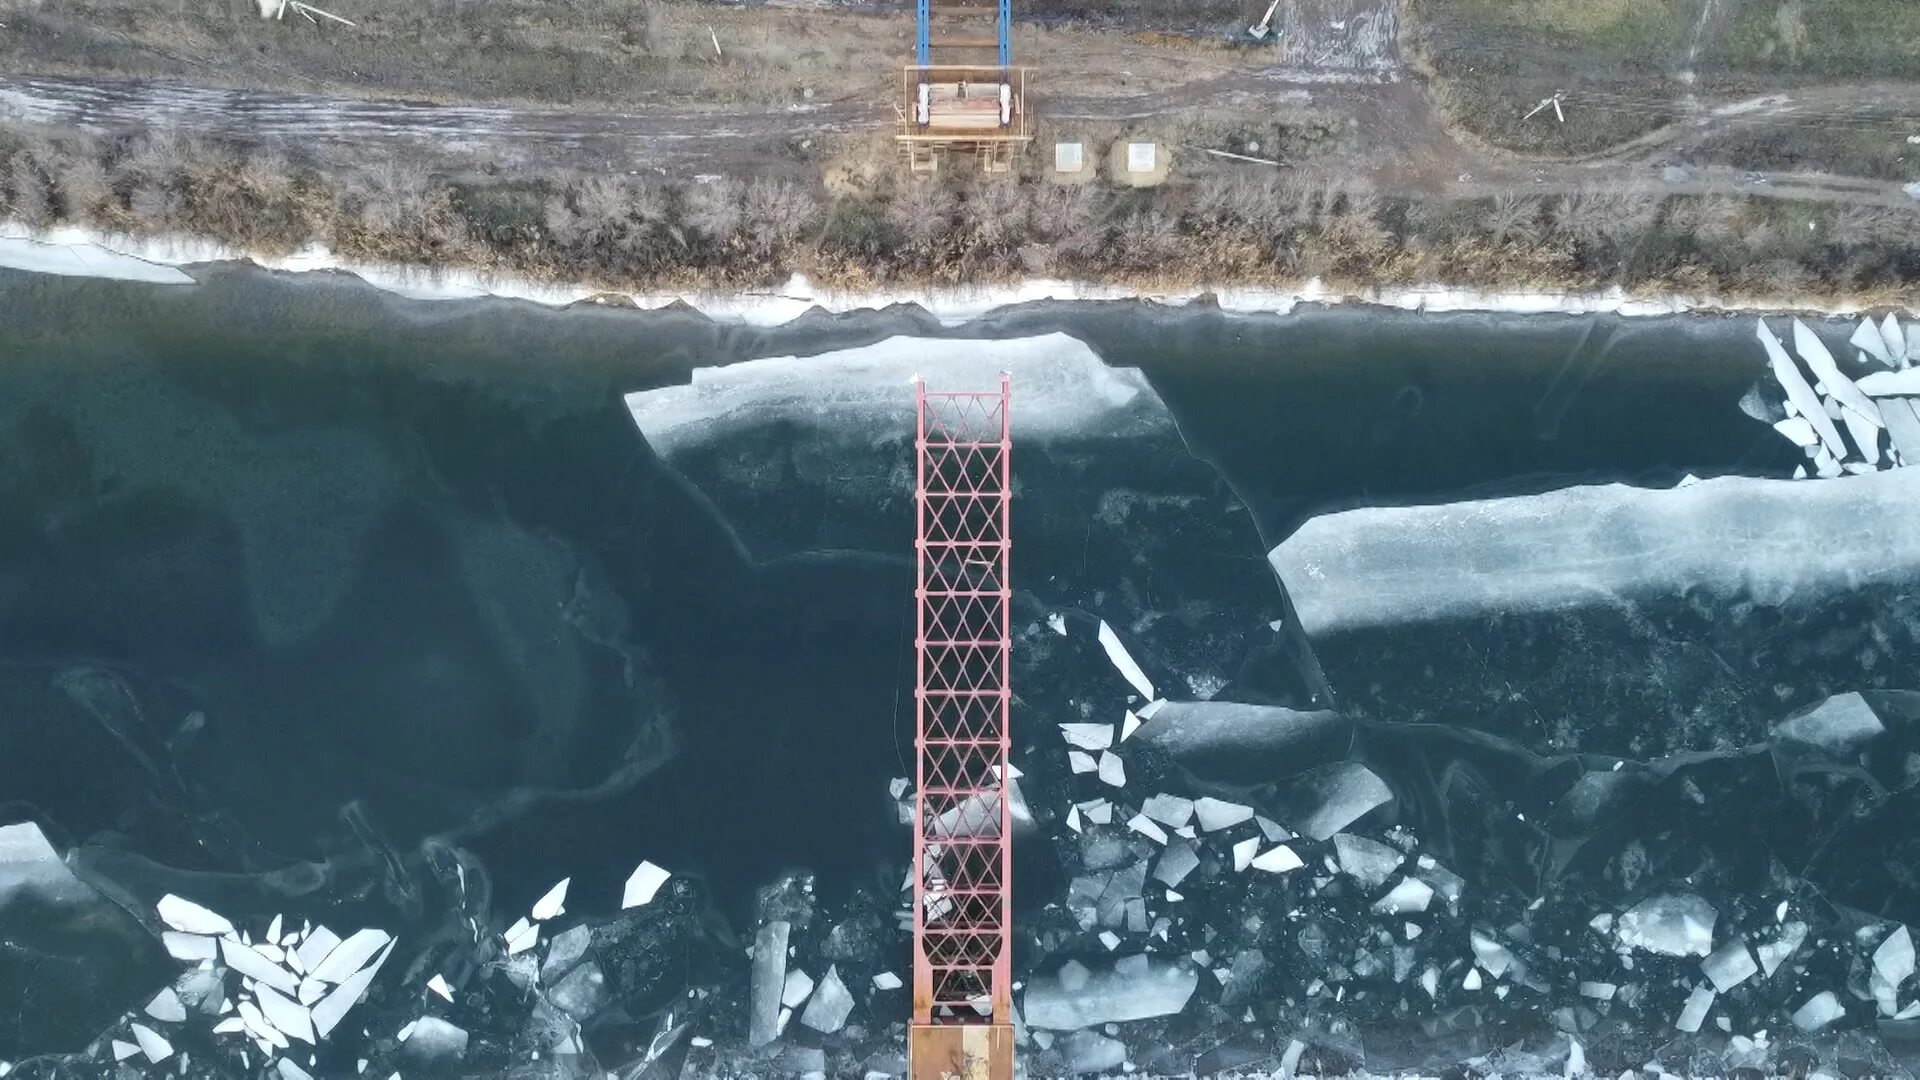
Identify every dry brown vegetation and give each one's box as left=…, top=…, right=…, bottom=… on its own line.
left=4, top=123, right=1918, bottom=302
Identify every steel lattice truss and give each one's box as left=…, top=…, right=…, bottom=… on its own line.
left=912, top=376, right=1013, bottom=1025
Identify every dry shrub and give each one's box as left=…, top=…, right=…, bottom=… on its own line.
left=887, top=181, right=955, bottom=256
left=6, top=154, right=54, bottom=229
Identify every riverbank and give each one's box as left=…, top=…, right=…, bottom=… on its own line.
left=3, top=221, right=1913, bottom=326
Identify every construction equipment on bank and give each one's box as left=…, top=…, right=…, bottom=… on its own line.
left=896, top=0, right=1031, bottom=174
left=909, top=377, right=1015, bottom=1080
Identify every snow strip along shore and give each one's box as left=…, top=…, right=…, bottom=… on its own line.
left=2, top=223, right=1914, bottom=327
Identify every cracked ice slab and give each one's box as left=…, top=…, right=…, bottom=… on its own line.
left=1271, top=469, right=1920, bottom=635
left=1793, top=319, right=1883, bottom=428
left=1023, top=955, right=1198, bottom=1029
left=1761, top=320, right=1847, bottom=456
left=1616, top=893, right=1716, bottom=957
left=626, top=333, right=1159, bottom=458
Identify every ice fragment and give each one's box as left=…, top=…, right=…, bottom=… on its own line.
left=1615, top=893, right=1716, bottom=957
left=256, top=984, right=315, bottom=1044
left=308, top=929, right=391, bottom=985
left=1152, top=840, right=1199, bottom=888
left=1232, top=837, right=1260, bottom=872
left=1097, top=752, right=1126, bottom=787
left=1756, top=921, right=1807, bottom=976
left=1791, top=990, right=1845, bottom=1031
left=800, top=966, right=855, bottom=1033
left=311, top=941, right=393, bottom=1038
left=144, top=987, right=186, bottom=1023
left=1126, top=814, right=1167, bottom=844
left=1794, top=319, right=1884, bottom=428
left=1024, top=955, right=1197, bottom=1028
left=427, top=974, right=454, bottom=1002
left=129, top=1022, right=173, bottom=1063
left=530, top=878, right=570, bottom=921
left=1701, top=940, right=1758, bottom=992
left=221, top=937, right=299, bottom=994
left=1675, top=985, right=1715, bottom=1033
left=1193, top=797, right=1254, bottom=832
left=1059, top=723, right=1113, bottom=750
left=873, top=971, right=902, bottom=990
left=1068, top=751, right=1097, bottom=774
left=623, top=861, right=672, bottom=909
left=1855, top=318, right=1895, bottom=366
left=157, top=894, right=235, bottom=937
left=1333, top=834, right=1402, bottom=887
left=1096, top=621, right=1155, bottom=699
left=1251, top=845, right=1303, bottom=873
left=1372, top=877, right=1434, bottom=915
left=782, top=968, right=815, bottom=1008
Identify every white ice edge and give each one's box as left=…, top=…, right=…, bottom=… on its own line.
left=4, top=223, right=1915, bottom=325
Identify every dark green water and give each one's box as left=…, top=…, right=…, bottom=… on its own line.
left=2, top=263, right=1903, bottom=1078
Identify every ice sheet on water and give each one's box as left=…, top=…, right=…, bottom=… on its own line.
left=1023, top=954, right=1198, bottom=1029
left=1773, top=692, right=1885, bottom=755
left=1273, top=468, right=1920, bottom=634
left=1097, top=621, right=1156, bottom=700
left=1616, top=893, right=1716, bottom=957
left=626, top=333, right=1156, bottom=458
left=1058, top=1030, right=1126, bottom=1074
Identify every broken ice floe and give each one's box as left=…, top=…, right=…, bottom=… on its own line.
left=1273, top=465, right=1920, bottom=634
left=1753, top=316, right=1920, bottom=473
left=147, top=893, right=396, bottom=1067
left=531, top=877, right=570, bottom=921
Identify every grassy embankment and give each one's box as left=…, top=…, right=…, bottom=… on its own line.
left=4, top=121, right=1917, bottom=301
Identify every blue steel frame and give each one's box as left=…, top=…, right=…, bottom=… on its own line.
left=916, top=0, right=930, bottom=66
left=996, top=0, right=1010, bottom=68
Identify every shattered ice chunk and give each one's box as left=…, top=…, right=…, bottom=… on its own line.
left=157, top=894, right=235, bottom=937
left=1860, top=368, right=1920, bottom=396
left=222, top=937, right=299, bottom=994
left=293, top=926, right=341, bottom=973
left=504, top=917, right=540, bottom=956
left=1279, top=762, right=1393, bottom=840
left=1098, top=930, right=1121, bottom=951
left=1792, top=990, right=1845, bottom=1031
left=401, top=1017, right=469, bottom=1062
left=531, top=878, right=570, bottom=921
left=1068, top=751, right=1097, bottom=774
left=1333, top=834, right=1402, bottom=888
left=800, top=966, right=855, bottom=1033
left=1615, top=893, right=1716, bottom=958
left=162, top=931, right=217, bottom=961
left=308, top=929, right=391, bottom=984
left=623, top=861, right=672, bottom=909
left=1756, top=921, right=1808, bottom=976
left=1121, top=711, right=1142, bottom=741
left=1096, top=621, right=1155, bottom=699
left=1152, top=840, right=1200, bottom=889
left=1024, top=955, right=1198, bottom=1028
left=1874, top=926, right=1915, bottom=1014
left=1855, top=318, right=1895, bottom=366
left=1097, top=752, right=1126, bottom=787
left=256, top=984, right=316, bottom=1044
left=1773, top=416, right=1820, bottom=448
left=112, top=1040, right=141, bottom=1062
left=129, top=1022, right=173, bottom=1064
left=1059, top=1030, right=1126, bottom=1074
left=1059, top=723, right=1114, bottom=751
left=1773, top=692, right=1886, bottom=756
left=1193, top=797, right=1254, bottom=832
left=1675, top=985, right=1715, bottom=1033
left=1140, top=794, right=1194, bottom=828
left=1470, top=931, right=1513, bottom=978
left=1701, top=940, right=1758, bottom=992
left=1083, top=800, right=1112, bottom=825
left=1047, top=613, right=1068, bottom=636
left=1883, top=314, right=1909, bottom=367
left=144, top=987, right=186, bottom=1023
left=311, top=941, right=393, bottom=1039
left=1759, top=321, right=1847, bottom=456
left=873, top=971, right=902, bottom=990
left=1794, top=319, right=1884, bottom=428
left=427, top=974, right=455, bottom=1002
left=1127, top=814, right=1168, bottom=845
left=1578, top=981, right=1616, bottom=1001
left=1232, top=837, right=1260, bottom=872
left=782, top=968, right=815, bottom=1009
left=277, top=1060, right=314, bottom=1080
left=1371, top=878, right=1434, bottom=915
left=1251, top=846, right=1303, bottom=874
